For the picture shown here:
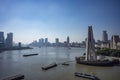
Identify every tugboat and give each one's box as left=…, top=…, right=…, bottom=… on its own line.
left=75, top=72, right=100, bottom=80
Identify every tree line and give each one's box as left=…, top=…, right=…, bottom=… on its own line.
left=96, top=48, right=120, bottom=57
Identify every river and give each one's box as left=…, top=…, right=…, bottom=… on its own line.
left=0, top=47, right=120, bottom=80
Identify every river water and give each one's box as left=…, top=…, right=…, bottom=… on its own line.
left=0, top=47, right=120, bottom=80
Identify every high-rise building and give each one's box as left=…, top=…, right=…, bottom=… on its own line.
left=18, top=42, right=21, bottom=47
left=39, top=38, right=44, bottom=46
left=102, top=31, right=108, bottom=43
left=41, top=38, right=44, bottom=44
left=67, top=36, right=70, bottom=44
left=55, top=38, right=59, bottom=46
left=0, top=32, right=5, bottom=48
left=0, top=32, right=4, bottom=43
left=45, top=38, right=48, bottom=44
left=55, top=38, right=59, bottom=44
left=5, top=33, right=13, bottom=48
left=45, top=38, right=48, bottom=46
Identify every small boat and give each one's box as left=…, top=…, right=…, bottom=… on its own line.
left=61, top=62, right=69, bottom=66
left=75, top=72, right=100, bottom=80
left=42, top=63, right=57, bottom=70
left=1, top=74, right=24, bottom=80
left=23, top=53, right=38, bottom=57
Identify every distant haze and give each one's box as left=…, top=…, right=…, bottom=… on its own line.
left=0, top=0, right=120, bottom=44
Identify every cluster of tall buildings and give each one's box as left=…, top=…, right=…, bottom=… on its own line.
left=95, top=31, right=120, bottom=50
left=30, top=36, right=83, bottom=47
left=1, top=30, right=119, bottom=50
left=0, top=32, right=13, bottom=48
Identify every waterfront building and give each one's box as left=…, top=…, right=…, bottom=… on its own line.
left=39, top=38, right=44, bottom=46
left=71, top=42, right=80, bottom=47
left=45, top=38, right=48, bottom=43
left=0, top=32, right=5, bottom=48
left=117, top=42, right=120, bottom=50
left=5, top=33, right=13, bottom=48
left=45, top=38, right=48, bottom=46
left=101, top=31, right=109, bottom=48
left=110, top=35, right=120, bottom=49
left=101, top=42, right=110, bottom=49
left=67, top=36, right=70, bottom=47
left=18, top=42, right=22, bottom=47
left=55, top=38, right=59, bottom=43
left=41, top=38, right=44, bottom=44
left=67, top=36, right=69, bottom=44
left=86, top=26, right=97, bottom=61
left=55, top=38, right=59, bottom=46
left=102, top=30, right=108, bottom=43
left=0, top=32, right=4, bottom=43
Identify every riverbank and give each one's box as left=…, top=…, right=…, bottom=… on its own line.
left=0, top=47, right=33, bottom=53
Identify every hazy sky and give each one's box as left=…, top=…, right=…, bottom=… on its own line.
left=0, top=0, right=120, bottom=43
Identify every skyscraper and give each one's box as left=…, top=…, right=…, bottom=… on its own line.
left=0, top=32, right=5, bottom=48
left=55, top=38, right=59, bottom=46
left=102, top=31, right=108, bottom=43
left=0, top=32, right=4, bottom=43
left=45, top=38, right=48, bottom=46
left=45, top=38, right=48, bottom=44
left=55, top=38, right=59, bottom=44
left=5, top=33, right=13, bottom=48
left=39, top=38, right=44, bottom=46
left=41, top=38, right=44, bottom=44
left=67, top=36, right=70, bottom=44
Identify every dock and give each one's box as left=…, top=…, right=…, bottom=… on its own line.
left=42, top=63, right=57, bottom=70
left=1, top=74, right=24, bottom=80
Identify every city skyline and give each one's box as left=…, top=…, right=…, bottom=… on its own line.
left=0, top=0, right=120, bottom=44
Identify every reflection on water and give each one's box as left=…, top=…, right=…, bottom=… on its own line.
left=0, top=47, right=120, bottom=80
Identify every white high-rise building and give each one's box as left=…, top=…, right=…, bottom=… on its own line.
left=102, top=30, right=108, bottom=43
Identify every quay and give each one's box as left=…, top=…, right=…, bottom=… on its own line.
left=0, top=47, right=32, bottom=53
